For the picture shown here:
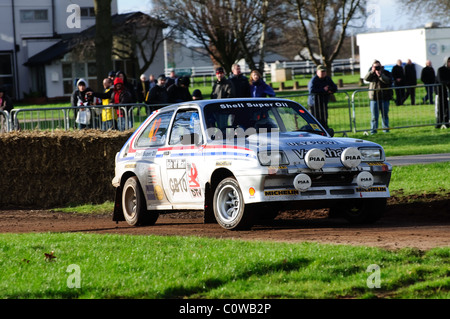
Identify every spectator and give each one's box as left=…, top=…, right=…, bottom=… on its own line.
left=436, top=56, right=450, bottom=128
left=149, top=74, right=157, bottom=90
left=100, top=78, right=117, bottom=131
left=72, top=78, right=94, bottom=129
left=136, top=73, right=150, bottom=117
left=136, top=74, right=150, bottom=103
left=108, top=70, right=116, bottom=82
left=167, top=76, right=192, bottom=103
left=391, top=59, right=405, bottom=106
left=307, top=65, right=337, bottom=129
left=0, top=88, right=13, bottom=132
left=249, top=70, right=275, bottom=98
left=211, top=67, right=235, bottom=99
left=420, top=60, right=436, bottom=104
left=146, top=74, right=169, bottom=111
left=89, top=77, right=133, bottom=131
left=192, top=89, right=203, bottom=100
left=364, top=60, right=393, bottom=134
left=166, top=70, right=178, bottom=88
left=115, top=70, right=136, bottom=128
left=403, top=59, right=417, bottom=105
left=115, top=70, right=137, bottom=103
left=229, top=64, right=251, bottom=97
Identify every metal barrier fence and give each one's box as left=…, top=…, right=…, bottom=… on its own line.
left=351, top=83, right=449, bottom=133
left=0, top=110, right=10, bottom=133
left=1, top=83, right=448, bottom=134
left=5, top=103, right=168, bottom=133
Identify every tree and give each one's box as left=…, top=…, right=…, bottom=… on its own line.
left=398, top=0, right=450, bottom=25
left=112, top=13, right=169, bottom=78
left=152, top=0, right=282, bottom=74
left=94, top=0, right=113, bottom=90
left=153, top=0, right=240, bottom=74
left=288, top=0, right=365, bottom=73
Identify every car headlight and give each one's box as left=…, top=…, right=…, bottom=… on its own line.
left=258, top=151, right=289, bottom=166
left=359, top=148, right=383, bottom=161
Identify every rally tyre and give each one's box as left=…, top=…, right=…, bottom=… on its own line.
left=341, top=198, right=386, bottom=224
left=122, top=176, right=159, bottom=226
left=213, top=177, right=254, bottom=230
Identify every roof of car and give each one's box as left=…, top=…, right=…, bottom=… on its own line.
left=161, top=98, right=301, bottom=111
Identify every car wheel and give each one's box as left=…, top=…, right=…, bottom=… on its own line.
left=122, top=176, right=159, bottom=226
left=341, top=198, right=386, bottom=224
left=213, top=177, right=254, bottom=230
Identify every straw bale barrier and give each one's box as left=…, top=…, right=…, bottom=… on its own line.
left=0, top=130, right=133, bottom=208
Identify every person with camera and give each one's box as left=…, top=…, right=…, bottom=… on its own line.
left=364, top=60, right=393, bottom=134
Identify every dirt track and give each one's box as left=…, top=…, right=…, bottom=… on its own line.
left=1, top=196, right=449, bottom=250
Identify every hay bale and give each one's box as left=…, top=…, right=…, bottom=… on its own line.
left=0, top=129, right=133, bottom=208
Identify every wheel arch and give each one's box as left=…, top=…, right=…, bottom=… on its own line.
left=113, top=171, right=139, bottom=222
left=203, top=168, right=235, bottom=224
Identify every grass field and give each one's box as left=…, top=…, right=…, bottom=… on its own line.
left=1, top=233, right=449, bottom=299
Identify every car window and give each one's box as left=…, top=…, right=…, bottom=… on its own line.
left=169, top=110, right=202, bottom=145
left=204, top=100, right=325, bottom=138
left=136, top=111, right=174, bottom=147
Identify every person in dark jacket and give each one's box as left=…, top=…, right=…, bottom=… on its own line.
left=307, top=65, right=337, bottom=130
left=391, top=59, right=405, bottom=106
left=420, top=60, right=436, bottom=104
left=229, top=64, right=251, bottom=97
left=436, top=56, right=450, bottom=128
left=146, top=74, right=169, bottom=111
left=403, top=59, right=417, bottom=105
left=210, top=67, right=235, bottom=99
left=71, top=78, right=94, bottom=129
left=167, top=76, right=192, bottom=103
left=364, top=60, right=393, bottom=134
left=0, top=88, right=13, bottom=132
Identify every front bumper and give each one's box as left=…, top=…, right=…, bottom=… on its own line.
left=235, top=163, right=392, bottom=204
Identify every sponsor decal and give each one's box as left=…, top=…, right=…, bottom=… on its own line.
left=288, top=141, right=338, bottom=146
left=187, top=163, right=202, bottom=198
left=264, top=189, right=299, bottom=196
left=154, top=185, right=164, bottom=200
left=124, top=163, right=136, bottom=168
left=219, top=101, right=290, bottom=109
left=216, top=161, right=232, bottom=166
left=293, top=147, right=345, bottom=160
left=146, top=184, right=164, bottom=200
left=167, top=159, right=186, bottom=169
left=249, top=187, right=256, bottom=196
left=169, top=173, right=188, bottom=196
left=143, top=150, right=157, bottom=158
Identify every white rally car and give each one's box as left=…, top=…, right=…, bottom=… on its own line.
left=112, top=98, right=392, bottom=230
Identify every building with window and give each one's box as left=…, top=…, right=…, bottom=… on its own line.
left=0, top=0, right=165, bottom=101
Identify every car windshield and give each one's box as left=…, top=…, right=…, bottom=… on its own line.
left=203, top=100, right=326, bottom=139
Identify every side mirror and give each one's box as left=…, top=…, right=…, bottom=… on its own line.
left=327, top=127, right=335, bottom=137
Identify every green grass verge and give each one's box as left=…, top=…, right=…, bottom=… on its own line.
left=389, top=162, right=449, bottom=197
left=1, top=233, right=449, bottom=299
left=346, top=126, right=450, bottom=157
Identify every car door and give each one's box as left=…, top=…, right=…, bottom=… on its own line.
left=160, top=108, right=205, bottom=208
left=133, top=110, right=174, bottom=208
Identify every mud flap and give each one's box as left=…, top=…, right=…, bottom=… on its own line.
left=203, top=183, right=217, bottom=224
left=112, top=186, right=125, bottom=222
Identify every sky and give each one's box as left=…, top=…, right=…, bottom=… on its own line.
left=117, top=0, right=152, bottom=14
left=117, top=0, right=431, bottom=32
